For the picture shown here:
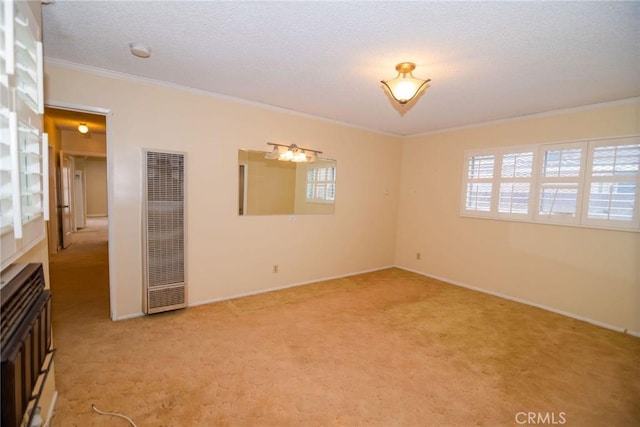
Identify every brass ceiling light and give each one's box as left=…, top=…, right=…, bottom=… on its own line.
left=381, top=62, right=431, bottom=105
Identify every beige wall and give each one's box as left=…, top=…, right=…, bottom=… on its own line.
left=61, top=130, right=106, bottom=154
left=44, top=62, right=402, bottom=319
left=395, top=102, right=640, bottom=332
left=44, top=62, right=638, bottom=332
left=246, top=150, right=296, bottom=215
left=14, top=239, right=50, bottom=290
left=84, top=157, right=108, bottom=216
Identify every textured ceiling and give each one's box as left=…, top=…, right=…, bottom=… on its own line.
left=42, top=1, right=640, bottom=136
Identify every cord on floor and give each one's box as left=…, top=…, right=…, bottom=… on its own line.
left=91, top=404, right=138, bottom=427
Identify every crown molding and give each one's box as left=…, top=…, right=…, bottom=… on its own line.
left=45, top=58, right=638, bottom=140
left=406, top=97, right=640, bottom=138
left=44, top=58, right=401, bottom=138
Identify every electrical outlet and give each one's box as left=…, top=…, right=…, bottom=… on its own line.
left=273, top=265, right=279, bottom=273
left=416, top=252, right=421, bottom=260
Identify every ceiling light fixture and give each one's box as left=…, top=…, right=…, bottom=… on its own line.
left=265, top=142, right=322, bottom=163
left=129, top=42, right=151, bottom=59
left=78, top=123, right=89, bottom=134
left=381, top=62, right=431, bottom=105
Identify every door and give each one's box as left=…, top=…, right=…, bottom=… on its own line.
left=59, top=152, right=73, bottom=248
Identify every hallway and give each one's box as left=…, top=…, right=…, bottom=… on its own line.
left=50, top=217, right=110, bottom=324
left=48, top=217, right=113, bottom=426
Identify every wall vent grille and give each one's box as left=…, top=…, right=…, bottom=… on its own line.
left=142, top=150, right=187, bottom=314
left=148, top=286, right=186, bottom=311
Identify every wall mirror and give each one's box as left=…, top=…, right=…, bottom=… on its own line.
left=238, top=149, right=336, bottom=215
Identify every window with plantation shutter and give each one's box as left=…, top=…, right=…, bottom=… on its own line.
left=306, top=166, right=336, bottom=203
left=463, top=149, right=534, bottom=219
left=1, top=0, right=47, bottom=270
left=461, top=136, right=640, bottom=232
left=0, top=91, right=11, bottom=235
left=535, top=143, right=584, bottom=224
left=582, top=138, right=639, bottom=228
left=498, top=151, right=533, bottom=216
left=464, top=154, right=494, bottom=213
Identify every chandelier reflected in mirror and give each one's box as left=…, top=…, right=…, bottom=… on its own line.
left=265, top=142, right=322, bottom=163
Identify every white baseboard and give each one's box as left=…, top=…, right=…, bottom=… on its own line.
left=87, top=214, right=108, bottom=218
left=113, top=266, right=394, bottom=319
left=43, top=391, right=58, bottom=427
left=189, top=265, right=395, bottom=309
left=397, top=265, right=640, bottom=337
left=113, top=265, right=640, bottom=337
left=116, top=312, right=144, bottom=321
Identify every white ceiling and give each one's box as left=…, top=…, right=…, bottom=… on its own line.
left=42, top=1, right=640, bottom=136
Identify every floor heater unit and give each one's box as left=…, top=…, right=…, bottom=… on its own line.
left=142, top=149, right=187, bottom=314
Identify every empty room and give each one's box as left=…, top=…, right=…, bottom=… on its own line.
left=1, top=1, right=638, bottom=426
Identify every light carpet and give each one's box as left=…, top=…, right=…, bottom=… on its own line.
left=48, top=219, right=639, bottom=426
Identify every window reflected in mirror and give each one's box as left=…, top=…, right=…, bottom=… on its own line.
left=238, top=149, right=336, bottom=215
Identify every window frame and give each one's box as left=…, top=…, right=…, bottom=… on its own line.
left=460, top=136, right=640, bottom=232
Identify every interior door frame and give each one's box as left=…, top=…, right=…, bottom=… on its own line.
left=47, top=145, right=58, bottom=254
left=45, top=101, right=117, bottom=320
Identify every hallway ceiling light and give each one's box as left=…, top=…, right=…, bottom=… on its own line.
left=78, top=123, right=89, bottom=134
left=265, top=142, right=323, bottom=163
left=381, top=62, right=431, bottom=105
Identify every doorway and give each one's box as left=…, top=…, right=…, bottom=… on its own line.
left=74, top=170, right=86, bottom=229
left=59, top=152, right=73, bottom=248
left=44, top=106, right=113, bottom=318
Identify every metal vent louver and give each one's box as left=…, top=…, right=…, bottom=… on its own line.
left=142, top=150, right=187, bottom=314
